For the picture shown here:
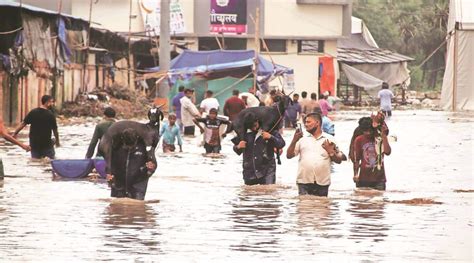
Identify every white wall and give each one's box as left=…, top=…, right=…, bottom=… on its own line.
left=264, top=0, right=343, bottom=38
left=70, top=0, right=195, bottom=34
left=71, top=0, right=144, bottom=32
left=247, top=39, right=337, bottom=95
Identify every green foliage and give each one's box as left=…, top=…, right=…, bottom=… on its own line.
left=353, top=0, right=449, bottom=90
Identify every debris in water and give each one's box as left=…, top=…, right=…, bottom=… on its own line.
left=389, top=198, right=442, bottom=205
left=453, top=189, right=474, bottom=193
left=60, top=84, right=152, bottom=119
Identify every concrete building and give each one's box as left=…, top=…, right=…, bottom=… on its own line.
left=16, top=0, right=351, bottom=96
left=1, top=1, right=139, bottom=125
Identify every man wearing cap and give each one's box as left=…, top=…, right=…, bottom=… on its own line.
left=180, top=88, right=201, bottom=136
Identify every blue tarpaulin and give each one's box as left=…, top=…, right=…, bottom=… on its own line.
left=57, top=17, right=72, bottom=64
left=154, top=50, right=293, bottom=112
left=146, top=50, right=293, bottom=76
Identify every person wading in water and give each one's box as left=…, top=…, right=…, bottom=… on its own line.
left=106, top=128, right=157, bottom=200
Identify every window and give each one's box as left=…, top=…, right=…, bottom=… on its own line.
left=298, top=40, right=325, bottom=54
left=260, top=39, right=287, bottom=53
left=198, top=37, right=220, bottom=51
left=198, top=37, right=247, bottom=51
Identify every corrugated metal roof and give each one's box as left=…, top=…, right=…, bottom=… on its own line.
left=337, top=31, right=413, bottom=64
left=337, top=48, right=414, bottom=64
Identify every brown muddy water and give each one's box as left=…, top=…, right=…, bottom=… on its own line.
left=0, top=110, right=472, bottom=261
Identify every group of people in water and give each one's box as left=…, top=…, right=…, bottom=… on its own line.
left=0, top=86, right=393, bottom=200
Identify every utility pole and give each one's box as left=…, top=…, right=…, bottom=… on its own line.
left=157, top=0, right=170, bottom=98
left=84, top=0, right=93, bottom=93
left=253, top=7, right=260, bottom=91
left=127, top=0, right=133, bottom=87
left=53, top=0, right=63, bottom=101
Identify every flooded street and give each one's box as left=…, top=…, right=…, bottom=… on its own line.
left=0, top=110, right=472, bottom=261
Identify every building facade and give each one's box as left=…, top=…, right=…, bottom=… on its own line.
left=68, top=0, right=352, bottom=96
left=5, top=0, right=352, bottom=122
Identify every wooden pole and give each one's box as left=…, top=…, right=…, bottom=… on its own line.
left=153, top=28, right=160, bottom=65
left=260, top=38, right=284, bottom=87
left=83, top=0, right=93, bottom=93
left=221, top=21, right=225, bottom=49
left=452, top=29, right=457, bottom=111
left=157, top=0, right=170, bottom=98
left=127, top=0, right=133, bottom=87
left=214, top=36, right=223, bottom=50
left=253, top=7, right=259, bottom=91
left=148, top=31, right=157, bottom=67
left=53, top=0, right=62, bottom=100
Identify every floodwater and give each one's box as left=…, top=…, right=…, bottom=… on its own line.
left=0, top=110, right=472, bottom=262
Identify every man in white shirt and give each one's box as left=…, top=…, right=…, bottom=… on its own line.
left=200, top=90, right=220, bottom=114
left=180, top=88, right=201, bottom=136
left=239, top=90, right=260, bottom=108
left=287, top=112, right=345, bottom=196
left=378, top=82, right=394, bottom=117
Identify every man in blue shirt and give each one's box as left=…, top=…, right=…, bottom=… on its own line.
left=284, top=93, right=302, bottom=128
left=171, top=86, right=185, bottom=131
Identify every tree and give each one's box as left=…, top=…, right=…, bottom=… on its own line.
left=353, top=0, right=448, bottom=90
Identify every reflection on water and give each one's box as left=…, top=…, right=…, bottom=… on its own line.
left=100, top=200, right=162, bottom=258
left=103, top=200, right=156, bottom=227
left=0, top=111, right=472, bottom=261
left=296, top=197, right=340, bottom=234
left=229, top=186, right=283, bottom=253
left=348, top=190, right=389, bottom=242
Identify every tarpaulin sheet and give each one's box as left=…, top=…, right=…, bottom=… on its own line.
left=440, top=0, right=474, bottom=111
left=441, top=30, right=474, bottom=111
left=57, top=17, right=71, bottom=64
left=147, top=50, right=293, bottom=76
left=167, top=76, right=254, bottom=114
left=22, top=13, right=65, bottom=69
left=319, top=56, right=335, bottom=95
left=352, top=62, right=410, bottom=88
left=341, top=63, right=383, bottom=91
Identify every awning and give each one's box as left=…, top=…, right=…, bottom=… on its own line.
left=341, top=63, right=383, bottom=90
left=145, top=50, right=293, bottom=77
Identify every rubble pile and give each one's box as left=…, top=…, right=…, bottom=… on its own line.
left=60, top=84, right=152, bottom=119
left=402, top=90, right=440, bottom=109
left=337, top=90, right=442, bottom=111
